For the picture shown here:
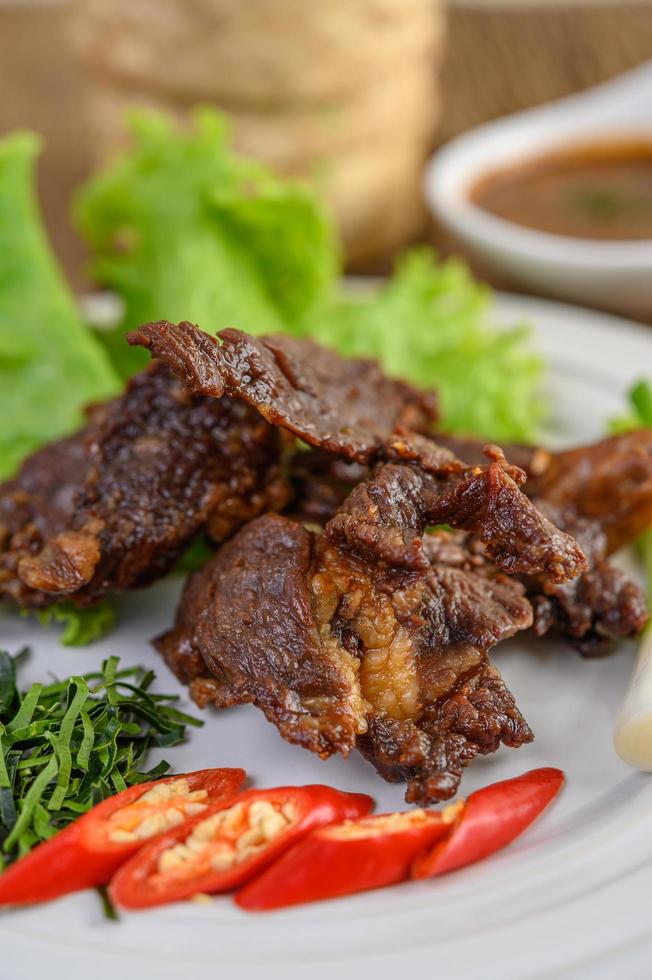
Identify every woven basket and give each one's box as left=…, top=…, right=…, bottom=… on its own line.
left=72, top=0, right=446, bottom=268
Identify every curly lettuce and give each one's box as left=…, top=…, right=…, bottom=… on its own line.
left=0, top=132, right=119, bottom=478
left=75, top=109, right=338, bottom=379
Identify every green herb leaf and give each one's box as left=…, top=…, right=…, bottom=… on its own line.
left=96, top=884, right=119, bottom=921
left=0, top=651, right=17, bottom=716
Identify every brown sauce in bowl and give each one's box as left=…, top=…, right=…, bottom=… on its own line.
left=471, top=140, right=652, bottom=241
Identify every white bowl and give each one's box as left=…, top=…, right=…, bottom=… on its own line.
left=425, top=61, right=652, bottom=316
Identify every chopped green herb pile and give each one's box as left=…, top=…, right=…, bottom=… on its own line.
left=0, top=651, right=201, bottom=867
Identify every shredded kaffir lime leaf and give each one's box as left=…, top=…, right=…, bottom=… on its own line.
left=0, top=651, right=202, bottom=867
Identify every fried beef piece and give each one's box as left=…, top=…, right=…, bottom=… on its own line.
left=326, top=434, right=586, bottom=582
left=287, top=448, right=368, bottom=526
left=162, top=515, right=368, bottom=756
left=526, top=431, right=652, bottom=555
left=439, top=431, right=652, bottom=556
left=160, top=512, right=533, bottom=803
left=436, top=435, right=551, bottom=480
left=128, top=321, right=438, bottom=463
left=159, top=442, right=584, bottom=802
left=17, top=364, right=287, bottom=604
left=0, top=431, right=93, bottom=608
left=437, top=432, right=652, bottom=653
left=528, top=506, right=648, bottom=656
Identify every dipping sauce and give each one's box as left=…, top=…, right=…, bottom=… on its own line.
left=471, top=140, right=652, bottom=241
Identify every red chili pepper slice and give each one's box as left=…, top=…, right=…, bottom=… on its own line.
left=0, top=767, right=245, bottom=906
left=235, top=807, right=455, bottom=912
left=109, top=784, right=373, bottom=910
left=411, top=767, right=564, bottom=880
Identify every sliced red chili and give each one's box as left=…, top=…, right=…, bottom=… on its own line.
left=236, top=807, right=455, bottom=912
left=109, top=784, right=373, bottom=910
left=411, top=767, right=565, bottom=880
left=0, top=767, right=245, bottom=905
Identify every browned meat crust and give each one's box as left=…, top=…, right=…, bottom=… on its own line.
left=128, top=320, right=438, bottom=463
left=326, top=434, right=586, bottom=582
left=172, top=515, right=368, bottom=756
left=0, top=431, right=93, bottom=608
left=287, top=448, right=368, bottom=526
left=440, top=431, right=652, bottom=558
left=436, top=435, right=552, bottom=480
left=528, top=506, right=648, bottom=656
left=158, top=438, right=587, bottom=802
left=526, top=431, right=652, bottom=555
left=15, top=365, right=288, bottom=604
left=436, top=432, right=652, bottom=653
left=159, top=511, right=533, bottom=803
left=359, top=663, right=531, bottom=803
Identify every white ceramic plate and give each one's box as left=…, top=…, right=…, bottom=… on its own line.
left=1, top=293, right=651, bottom=980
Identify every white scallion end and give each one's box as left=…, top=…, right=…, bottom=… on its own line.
left=614, top=627, right=652, bottom=770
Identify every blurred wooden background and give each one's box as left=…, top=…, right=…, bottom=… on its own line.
left=1, top=0, right=651, bottom=287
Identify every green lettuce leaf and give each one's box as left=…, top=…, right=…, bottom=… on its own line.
left=33, top=601, right=116, bottom=646
left=0, top=132, right=119, bottom=478
left=74, top=109, right=338, bottom=378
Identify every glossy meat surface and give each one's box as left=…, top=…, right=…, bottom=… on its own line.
left=0, top=431, right=93, bottom=608
left=158, top=437, right=587, bottom=802
left=128, top=321, right=438, bottom=463
left=527, top=430, right=652, bottom=554
left=159, top=511, right=533, bottom=802
left=16, top=365, right=287, bottom=604
left=528, top=506, right=648, bottom=656
left=440, top=430, right=652, bottom=557
left=326, top=435, right=586, bottom=582
left=437, top=432, right=652, bottom=653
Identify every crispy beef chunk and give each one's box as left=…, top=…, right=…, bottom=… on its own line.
left=326, top=435, right=586, bottom=582
left=526, top=431, right=652, bottom=555
left=528, top=506, right=648, bottom=656
left=165, top=515, right=368, bottom=756
left=160, top=513, right=533, bottom=803
left=158, top=443, right=584, bottom=802
left=439, top=431, right=652, bottom=557
left=437, top=432, right=652, bottom=653
left=5, top=321, right=436, bottom=608
left=0, top=431, right=93, bottom=608
left=288, top=448, right=368, bottom=526
left=436, top=435, right=551, bottom=480
left=128, top=321, right=438, bottom=463
left=16, top=364, right=287, bottom=604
